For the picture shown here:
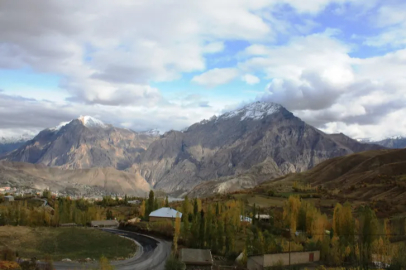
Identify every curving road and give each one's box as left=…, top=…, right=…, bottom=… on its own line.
left=54, top=228, right=172, bottom=270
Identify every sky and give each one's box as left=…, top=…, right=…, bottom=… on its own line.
left=0, top=0, right=405, bottom=140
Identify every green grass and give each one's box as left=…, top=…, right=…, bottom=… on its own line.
left=0, top=226, right=136, bottom=261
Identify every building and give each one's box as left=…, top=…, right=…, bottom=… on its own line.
left=128, top=200, right=141, bottom=205
left=127, top=217, right=141, bottom=224
left=90, top=220, right=119, bottom=228
left=149, top=207, right=182, bottom=222
left=255, top=214, right=272, bottom=222
left=180, top=248, right=213, bottom=270
left=240, top=215, right=252, bottom=223
left=4, top=196, right=14, bottom=202
left=247, top=251, right=320, bottom=270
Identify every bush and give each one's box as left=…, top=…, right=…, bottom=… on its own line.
left=0, top=249, right=15, bottom=262
left=165, top=256, right=186, bottom=270
left=0, top=261, right=21, bottom=270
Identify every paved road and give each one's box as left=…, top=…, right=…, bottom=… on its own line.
left=54, top=229, right=172, bottom=270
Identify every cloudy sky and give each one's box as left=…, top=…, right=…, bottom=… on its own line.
left=1, top=0, right=405, bottom=140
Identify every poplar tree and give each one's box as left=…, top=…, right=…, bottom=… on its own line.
left=165, top=196, right=169, bottom=207
left=199, top=210, right=206, bottom=248
left=173, top=212, right=181, bottom=254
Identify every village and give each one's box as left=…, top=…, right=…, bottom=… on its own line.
left=0, top=186, right=403, bottom=270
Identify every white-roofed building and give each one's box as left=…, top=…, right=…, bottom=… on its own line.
left=149, top=207, right=182, bottom=222
left=240, top=215, right=252, bottom=223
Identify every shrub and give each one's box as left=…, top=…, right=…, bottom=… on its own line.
left=0, top=261, right=21, bottom=270
left=0, top=249, right=15, bottom=262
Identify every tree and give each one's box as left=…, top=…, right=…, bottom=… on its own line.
left=199, top=210, right=205, bottom=248
left=283, top=196, right=301, bottom=233
left=42, top=189, right=51, bottom=200
left=173, top=212, right=181, bottom=253
left=359, top=206, right=379, bottom=266
left=147, top=190, right=155, bottom=217
left=106, top=209, right=114, bottom=220
left=140, top=200, right=146, bottom=218
left=165, top=196, right=169, bottom=207
left=217, top=219, right=225, bottom=254
left=193, top=199, right=198, bottom=218
left=154, top=198, right=159, bottom=211
left=182, top=196, right=190, bottom=220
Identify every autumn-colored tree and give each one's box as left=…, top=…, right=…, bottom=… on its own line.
left=182, top=196, right=190, bottom=221
left=140, top=200, right=146, bottom=218
left=173, top=212, right=181, bottom=254
left=283, top=196, right=301, bottom=233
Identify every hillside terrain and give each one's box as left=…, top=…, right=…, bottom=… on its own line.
left=0, top=161, right=150, bottom=196
left=255, top=148, right=406, bottom=215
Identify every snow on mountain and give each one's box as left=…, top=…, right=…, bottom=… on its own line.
left=50, top=121, right=71, bottom=131
left=49, top=116, right=107, bottom=131
left=0, top=132, right=35, bottom=144
left=220, top=101, right=282, bottom=121
left=78, top=116, right=107, bottom=128
left=140, top=129, right=160, bottom=136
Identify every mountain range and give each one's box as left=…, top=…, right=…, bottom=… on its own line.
left=374, top=137, right=406, bottom=149
left=0, top=101, right=385, bottom=196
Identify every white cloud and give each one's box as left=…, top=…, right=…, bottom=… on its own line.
left=192, top=68, right=240, bottom=87
left=0, top=0, right=404, bottom=141
left=236, top=31, right=406, bottom=140
left=364, top=3, right=406, bottom=47
left=241, top=74, right=260, bottom=85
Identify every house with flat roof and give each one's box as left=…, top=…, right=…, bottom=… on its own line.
left=4, top=195, right=14, bottom=202
left=149, top=207, right=182, bottom=222
left=180, top=248, right=213, bottom=270
left=90, top=220, right=119, bottom=228
left=247, top=251, right=320, bottom=270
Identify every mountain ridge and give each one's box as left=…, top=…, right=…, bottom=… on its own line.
left=1, top=102, right=385, bottom=195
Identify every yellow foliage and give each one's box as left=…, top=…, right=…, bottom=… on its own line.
left=283, top=196, right=301, bottom=233
left=0, top=261, right=20, bottom=270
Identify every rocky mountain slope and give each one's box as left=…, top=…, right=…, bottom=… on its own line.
left=136, top=102, right=383, bottom=193
left=374, top=137, right=406, bottom=149
left=3, top=116, right=159, bottom=170
left=0, top=161, right=150, bottom=196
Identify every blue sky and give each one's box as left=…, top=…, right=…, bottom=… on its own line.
left=0, top=0, right=406, bottom=140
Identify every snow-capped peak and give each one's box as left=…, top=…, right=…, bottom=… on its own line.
left=0, top=132, right=35, bottom=144
left=49, top=116, right=106, bottom=131
left=220, top=101, right=282, bottom=121
left=78, top=116, right=106, bottom=128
